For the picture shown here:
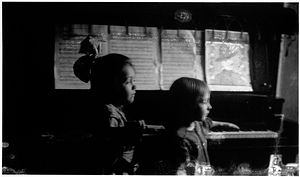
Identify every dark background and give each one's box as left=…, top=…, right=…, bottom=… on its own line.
left=2, top=2, right=298, bottom=174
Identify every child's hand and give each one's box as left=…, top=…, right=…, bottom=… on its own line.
left=145, top=124, right=165, bottom=130
left=212, top=121, right=240, bottom=130
left=138, top=120, right=146, bottom=129
left=143, top=124, right=165, bottom=134
left=222, top=122, right=240, bottom=130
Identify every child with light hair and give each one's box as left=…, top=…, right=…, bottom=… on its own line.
left=157, top=77, right=239, bottom=175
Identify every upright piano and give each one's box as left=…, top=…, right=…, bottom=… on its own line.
left=132, top=90, right=298, bottom=174
left=202, top=92, right=298, bottom=171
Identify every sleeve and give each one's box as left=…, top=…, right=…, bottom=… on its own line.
left=203, top=117, right=213, bottom=129
left=102, top=105, right=144, bottom=145
left=159, top=136, right=190, bottom=175
left=106, top=123, right=144, bottom=146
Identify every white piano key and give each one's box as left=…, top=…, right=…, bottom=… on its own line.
left=206, top=130, right=279, bottom=139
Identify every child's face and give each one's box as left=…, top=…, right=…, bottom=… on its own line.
left=193, top=91, right=212, bottom=121
left=119, top=64, right=136, bottom=104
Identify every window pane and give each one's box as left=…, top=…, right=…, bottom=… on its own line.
left=161, top=30, right=204, bottom=90
left=205, top=29, right=253, bottom=91
left=108, top=26, right=160, bottom=90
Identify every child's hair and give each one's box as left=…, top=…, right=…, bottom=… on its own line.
left=167, top=77, right=210, bottom=127
left=170, top=77, right=209, bottom=108
left=93, top=53, right=135, bottom=105
left=90, top=53, right=133, bottom=90
left=73, top=53, right=134, bottom=104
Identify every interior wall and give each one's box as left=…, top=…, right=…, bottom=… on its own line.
left=276, top=3, right=299, bottom=123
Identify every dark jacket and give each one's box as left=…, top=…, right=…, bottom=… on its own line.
left=156, top=118, right=213, bottom=175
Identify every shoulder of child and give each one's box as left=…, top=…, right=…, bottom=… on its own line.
left=103, top=104, right=126, bottom=127
left=104, top=104, right=122, bottom=117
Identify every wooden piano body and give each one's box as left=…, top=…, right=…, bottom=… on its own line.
left=131, top=90, right=298, bottom=174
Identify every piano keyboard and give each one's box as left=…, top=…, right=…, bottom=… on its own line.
left=143, top=125, right=279, bottom=139
left=206, top=130, right=278, bottom=139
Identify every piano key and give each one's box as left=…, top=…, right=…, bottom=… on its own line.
left=206, top=130, right=278, bottom=139
left=142, top=127, right=279, bottom=139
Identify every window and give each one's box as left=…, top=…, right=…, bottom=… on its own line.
left=205, top=29, right=252, bottom=91
left=54, top=24, right=252, bottom=91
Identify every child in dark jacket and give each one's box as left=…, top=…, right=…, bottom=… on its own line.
left=74, top=53, right=146, bottom=175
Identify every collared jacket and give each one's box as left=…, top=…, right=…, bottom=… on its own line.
left=86, top=103, right=144, bottom=175
left=155, top=118, right=213, bottom=175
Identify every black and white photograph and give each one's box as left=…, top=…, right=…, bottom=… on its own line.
left=2, top=2, right=299, bottom=175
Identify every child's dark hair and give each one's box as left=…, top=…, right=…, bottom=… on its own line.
left=73, top=53, right=134, bottom=104
left=91, top=54, right=133, bottom=90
